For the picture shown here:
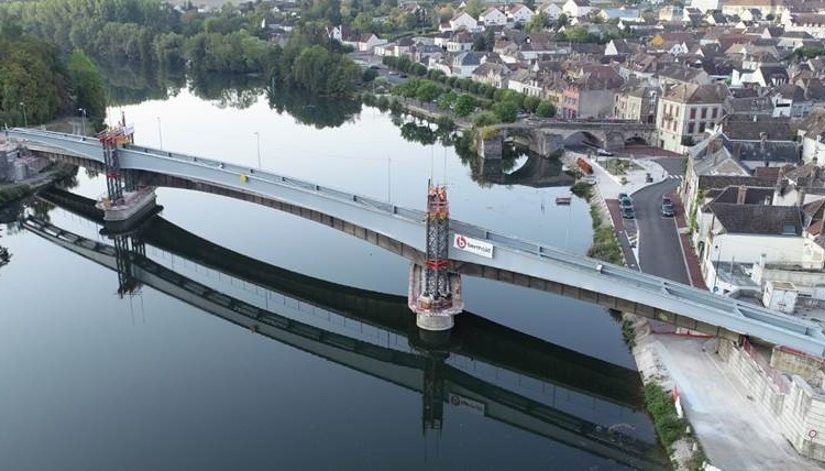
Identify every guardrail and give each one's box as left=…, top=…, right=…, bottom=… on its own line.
left=9, top=128, right=825, bottom=353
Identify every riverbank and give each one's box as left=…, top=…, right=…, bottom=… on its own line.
left=569, top=177, right=623, bottom=266
left=0, top=163, right=76, bottom=209
left=572, top=165, right=708, bottom=469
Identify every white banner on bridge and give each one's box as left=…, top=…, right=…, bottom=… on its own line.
left=453, top=234, right=494, bottom=259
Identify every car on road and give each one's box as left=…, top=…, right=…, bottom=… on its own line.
left=622, top=206, right=635, bottom=219
left=597, top=148, right=614, bottom=156
left=619, top=194, right=633, bottom=209
left=661, top=197, right=675, bottom=217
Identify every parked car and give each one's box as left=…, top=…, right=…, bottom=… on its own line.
left=661, top=197, right=675, bottom=217
left=597, top=148, right=614, bottom=157
left=622, top=206, right=635, bottom=219
left=619, top=194, right=633, bottom=209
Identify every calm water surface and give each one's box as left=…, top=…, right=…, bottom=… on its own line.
left=0, top=88, right=666, bottom=470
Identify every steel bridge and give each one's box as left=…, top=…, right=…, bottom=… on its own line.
left=22, top=214, right=668, bottom=470
left=9, top=127, right=825, bottom=356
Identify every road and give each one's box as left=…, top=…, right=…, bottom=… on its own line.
left=633, top=158, right=689, bottom=284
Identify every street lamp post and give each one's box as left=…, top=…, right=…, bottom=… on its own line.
left=254, top=132, right=261, bottom=169
left=19, top=102, right=27, bottom=127
left=78, top=108, right=86, bottom=135
left=157, top=117, right=163, bottom=150
left=711, top=244, right=722, bottom=294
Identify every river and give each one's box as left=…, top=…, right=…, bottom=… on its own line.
left=0, top=84, right=667, bottom=470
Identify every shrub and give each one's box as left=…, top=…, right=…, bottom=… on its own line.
left=474, top=111, right=499, bottom=127
left=536, top=100, right=556, bottom=117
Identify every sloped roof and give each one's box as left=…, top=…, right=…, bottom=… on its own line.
left=708, top=204, right=803, bottom=236
left=797, top=108, right=825, bottom=140
left=711, top=186, right=775, bottom=205
left=720, top=115, right=792, bottom=140
left=697, top=174, right=776, bottom=190
left=663, top=83, right=728, bottom=103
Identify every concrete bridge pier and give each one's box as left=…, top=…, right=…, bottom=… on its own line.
left=96, top=127, right=159, bottom=225
left=408, top=183, right=463, bottom=331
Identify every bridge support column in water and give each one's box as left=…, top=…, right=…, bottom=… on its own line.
left=95, top=123, right=157, bottom=225
left=408, top=182, right=463, bottom=331
left=112, top=232, right=145, bottom=298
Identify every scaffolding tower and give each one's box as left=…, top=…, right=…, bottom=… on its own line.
left=417, top=181, right=453, bottom=311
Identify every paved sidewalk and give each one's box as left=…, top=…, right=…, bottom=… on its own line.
left=655, top=336, right=822, bottom=471
left=576, top=152, right=677, bottom=200
left=669, top=190, right=708, bottom=290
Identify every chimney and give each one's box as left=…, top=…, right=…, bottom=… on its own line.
left=797, top=186, right=807, bottom=207
left=737, top=185, right=747, bottom=204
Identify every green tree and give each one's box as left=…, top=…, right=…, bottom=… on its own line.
left=454, top=94, right=477, bottom=116
left=526, top=11, right=547, bottom=32
left=67, top=49, right=107, bottom=127
left=351, top=12, right=374, bottom=32
left=535, top=100, right=556, bottom=117
left=415, top=81, right=442, bottom=101
left=560, top=26, right=593, bottom=43
left=437, top=90, right=457, bottom=110
left=465, top=0, right=484, bottom=17
left=523, top=95, right=540, bottom=113
left=556, top=13, right=569, bottom=28
left=474, top=111, right=498, bottom=126
left=493, top=100, right=518, bottom=122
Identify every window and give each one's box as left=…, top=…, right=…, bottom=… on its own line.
left=690, top=108, right=696, bottom=119
left=699, top=122, right=706, bottom=133
left=688, top=122, right=695, bottom=134
left=711, top=107, right=718, bottom=119
left=701, top=107, right=708, bottom=119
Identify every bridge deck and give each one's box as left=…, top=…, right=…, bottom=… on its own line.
left=9, top=127, right=825, bottom=356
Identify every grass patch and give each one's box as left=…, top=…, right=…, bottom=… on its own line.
left=588, top=224, right=624, bottom=264
left=688, top=445, right=708, bottom=471
left=644, top=382, right=688, bottom=450
left=603, top=158, right=641, bottom=176
left=621, top=317, right=636, bottom=348
left=570, top=181, right=593, bottom=200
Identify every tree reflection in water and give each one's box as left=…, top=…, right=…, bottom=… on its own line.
left=266, top=85, right=362, bottom=129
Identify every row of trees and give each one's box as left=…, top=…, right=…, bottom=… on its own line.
left=389, top=77, right=556, bottom=124
left=0, top=0, right=279, bottom=73
left=0, top=23, right=106, bottom=127
left=1, top=0, right=368, bottom=98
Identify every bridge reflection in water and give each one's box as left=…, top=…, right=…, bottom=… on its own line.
left=26, top=188, right=668, bottom=470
